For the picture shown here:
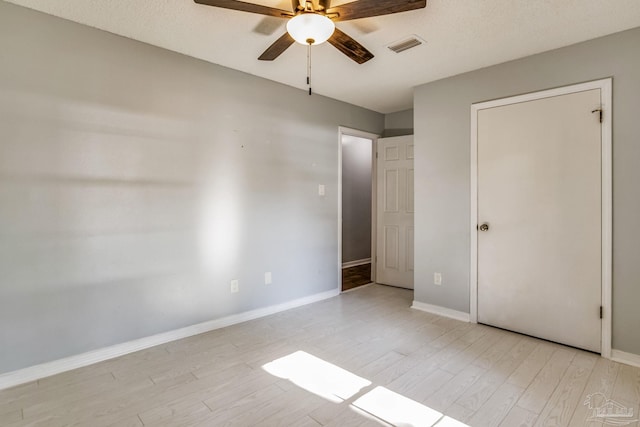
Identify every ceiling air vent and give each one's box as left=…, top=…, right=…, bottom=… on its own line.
left=387, top=35, right=425, bottom=54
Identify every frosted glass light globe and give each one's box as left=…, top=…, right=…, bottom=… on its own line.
left=287, top=13, right=335, bottom=45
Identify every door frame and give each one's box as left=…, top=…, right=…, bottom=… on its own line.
left=469, top=78, right=612, bottom=357
left=338, top=127, right=379, bottom=289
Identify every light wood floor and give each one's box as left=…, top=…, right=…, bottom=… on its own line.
left=1, top=284, right=639, bottom=427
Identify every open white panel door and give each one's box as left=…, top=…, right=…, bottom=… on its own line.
left=376, top=136, right=414, bottom=289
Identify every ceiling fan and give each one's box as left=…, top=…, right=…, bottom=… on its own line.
left=194, top=0, right=427, bottom=64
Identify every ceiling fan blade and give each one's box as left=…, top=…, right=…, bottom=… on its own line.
left=328, top=28, right=374, bottom=64
left=258, top=32, right=295, bottom=61
left=328, top=0, right=426, bottom=22
left=194, top=0, right=293, bottom=18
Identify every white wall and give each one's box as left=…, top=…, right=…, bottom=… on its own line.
left=0, top=2, right=384, bottom=374
left=413, top=26, right=640, bottom=355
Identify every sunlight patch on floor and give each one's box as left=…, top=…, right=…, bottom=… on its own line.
left=263, top=351, right=470, bottom=426
left=352, top=386, right=444, bottom=426
left=262, top=351, right=371, bottom=403
left=432, top=416, right=471, bottom=426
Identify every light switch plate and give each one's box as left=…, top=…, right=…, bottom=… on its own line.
left=318, top=184, right=325, bottom=196
left=265, top=272, right=272, bottom=285
left=230, top=279, right=239, bottom=293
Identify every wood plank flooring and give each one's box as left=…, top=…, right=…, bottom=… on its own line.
left=342, top=264, right=372, bottom=291
left=0, top=284, right=638, bottom=427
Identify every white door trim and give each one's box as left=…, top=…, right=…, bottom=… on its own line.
left=469, top=78, right=612, bottom=358
left=338, top=127, right=379, bottom=289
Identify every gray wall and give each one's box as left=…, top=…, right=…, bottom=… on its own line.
left=414, top=27, right=640, bottom=354
left=383, top=109, right=414, bottom=137
left=341, top=135, right=372, bottom=263
left=0, top=2, right=383, bottom=374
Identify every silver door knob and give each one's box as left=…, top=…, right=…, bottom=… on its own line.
left=479, top=223, right=489, bottom=232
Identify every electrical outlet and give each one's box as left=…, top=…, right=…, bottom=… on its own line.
left=265, top=272, right=272, bottom=285
left=318, top=184, right=325, bottom=196
left=434, top=273, right=442, bottom=286
left=230, top=279, right=239, bottom=293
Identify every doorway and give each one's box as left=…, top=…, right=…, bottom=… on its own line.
left=470, top=79, right=612, bottom=355
left=339, top=128, right=377, bottom=292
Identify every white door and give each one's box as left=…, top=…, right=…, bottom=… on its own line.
left=477, top=89, right=602, bottom=352
left=376, top=136, right=414, bottom=289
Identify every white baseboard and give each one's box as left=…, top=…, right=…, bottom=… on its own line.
left=342, top=258, right=371, bottom=269
left=611, top=349, right=640, bottom=369
left=411, top=301, right=470, bottom=322
left=0, top=288, right=340, bottom=391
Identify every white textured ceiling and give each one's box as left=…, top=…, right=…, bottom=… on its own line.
left=5, top=0, right=640, bottom=113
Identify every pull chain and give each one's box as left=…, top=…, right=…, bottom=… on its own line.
left=306, top=40, right=313, bottom=95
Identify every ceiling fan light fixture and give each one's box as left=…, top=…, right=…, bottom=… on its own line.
left=286, top=13, right=335, bottom=45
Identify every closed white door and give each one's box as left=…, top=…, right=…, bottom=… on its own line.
left=376, top=136, right=414, bottom=289
left=477, top=89, right=602, bottom=352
